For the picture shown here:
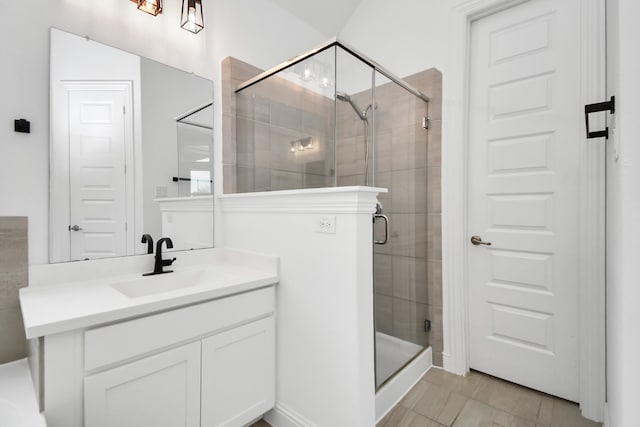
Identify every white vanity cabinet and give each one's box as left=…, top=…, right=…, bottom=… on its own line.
left=201, top=317, right=275, bottom=427
left=40, top=286, right=276, bottom=427
left=84, top=342, right=202, bottom=427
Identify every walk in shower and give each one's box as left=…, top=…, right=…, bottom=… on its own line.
left=234, top=40, right=432, bottom=390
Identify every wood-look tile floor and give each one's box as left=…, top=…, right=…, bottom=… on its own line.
left=250, top=368, right=601, bottom=427
left=378, top=368, right=602, bottom=427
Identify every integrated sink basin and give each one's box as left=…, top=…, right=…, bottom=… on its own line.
left=111, top=269, right=207, bottom=298
left=21, top=247, right=279, bottom=339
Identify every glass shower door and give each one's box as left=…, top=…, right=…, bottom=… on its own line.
left=176, top=103, right=214, bottom=196
left=373, top=73, right=430, bottom=388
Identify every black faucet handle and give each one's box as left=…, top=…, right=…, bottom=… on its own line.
left=141, top=234, right=154, bottom=254
left=161, top=257, right=176, bottom=267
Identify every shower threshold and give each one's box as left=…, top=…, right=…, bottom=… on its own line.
left=376, top=332, right=425, bottom=388
left=375, top=332, right=432, bottom=423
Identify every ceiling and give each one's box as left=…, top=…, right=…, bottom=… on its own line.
left=269, top=0, right=364, bottom=37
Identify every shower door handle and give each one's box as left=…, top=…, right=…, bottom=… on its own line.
left=374, top=214, right=389, bottom=245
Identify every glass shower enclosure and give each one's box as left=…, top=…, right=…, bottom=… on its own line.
left=175, top=102, right=214, bottom=196
left=235, top=40, right=430, bottom=388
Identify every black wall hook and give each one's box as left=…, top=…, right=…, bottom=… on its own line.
left=585, top=96, right=615, bottom=139
left=14, top=119, right=30, bottom=133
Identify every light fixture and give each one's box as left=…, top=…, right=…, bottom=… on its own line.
left=289, top=137, right=314, bottom=153
left=300, top=137, right=313, bottom=150
left=181, top=0, right=204, bottom=34
left=131, top=0, right=163, bottom=16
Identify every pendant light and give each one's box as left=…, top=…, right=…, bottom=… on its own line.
left=134, top=0, right=163, bottom=16
left=181, top=0, right=204, bottom=34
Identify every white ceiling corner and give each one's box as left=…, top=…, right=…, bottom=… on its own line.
left=269, top=0, right=364, bottom=37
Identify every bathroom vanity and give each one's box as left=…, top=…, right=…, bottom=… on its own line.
left=20, top=248, right=278, bottom=427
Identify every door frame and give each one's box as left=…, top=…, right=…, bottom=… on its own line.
left=50, top=81, right=135, bottom=262
left=441, top=0, right=606, bottom=420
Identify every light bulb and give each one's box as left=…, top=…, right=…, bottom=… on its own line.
left=300, top=67, right=314, bottom=82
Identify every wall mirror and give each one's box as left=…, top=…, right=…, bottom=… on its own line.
left=49, top=28, right=214, bottom=263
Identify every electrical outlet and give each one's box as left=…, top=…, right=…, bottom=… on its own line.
left=316, top=216, right=336, bottom=234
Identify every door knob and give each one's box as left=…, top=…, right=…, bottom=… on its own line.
left=70, top=225, right=83, bottom=231
left=470, top=235, right=491, bottom=246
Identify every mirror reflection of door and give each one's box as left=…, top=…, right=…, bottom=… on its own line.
left=50, top=81, right=135, bottom=262
left=68, top=84, right=133, bottom=260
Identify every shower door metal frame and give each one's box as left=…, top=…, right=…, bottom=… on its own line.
left=235, top=38, right=430, bottom=105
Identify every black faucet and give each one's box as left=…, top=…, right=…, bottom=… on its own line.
left=143, top=237, right=176, bottom=276
left=141, top=234, right=154, bottom=254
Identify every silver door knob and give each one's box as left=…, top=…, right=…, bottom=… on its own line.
left=70, top=225, right=83, bottom=231
left=470, top=235, right=491, bottom=246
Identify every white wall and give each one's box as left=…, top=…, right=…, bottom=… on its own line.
left=0, top=0, right=327, bottom=264
left=339, top=0, right=449, bottom=78
left=605, top=0, right=640, bottom=425
left=219, top=188, right=380, bottom=427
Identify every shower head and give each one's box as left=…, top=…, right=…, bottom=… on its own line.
left=336, top=91, right=351, bottom=102
left=336, top=91, right=368, bottom=121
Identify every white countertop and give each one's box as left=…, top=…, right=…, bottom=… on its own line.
left=20, top=248, right=279, bottom=339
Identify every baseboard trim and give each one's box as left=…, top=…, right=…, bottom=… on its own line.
left=264, top=402, right=317, bottom=427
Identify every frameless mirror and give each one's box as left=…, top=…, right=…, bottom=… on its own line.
left=49, top=28, right=214, bottom=263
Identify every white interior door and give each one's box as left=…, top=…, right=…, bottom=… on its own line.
left=467, top=0, right=582, bottom=401
left=68, top=88, right=128, bottom=260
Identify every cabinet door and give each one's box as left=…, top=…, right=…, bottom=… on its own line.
left=201, top=317, right=275, bottom=427
left=84, top=341, right=201, bottom=427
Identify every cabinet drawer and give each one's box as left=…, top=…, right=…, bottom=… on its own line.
left=84, top=286, right=274, bottom=371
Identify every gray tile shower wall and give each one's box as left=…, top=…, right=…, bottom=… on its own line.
left=0, top=216, right=28, bottom=363
left=221, top=57, right=263, bottom=194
